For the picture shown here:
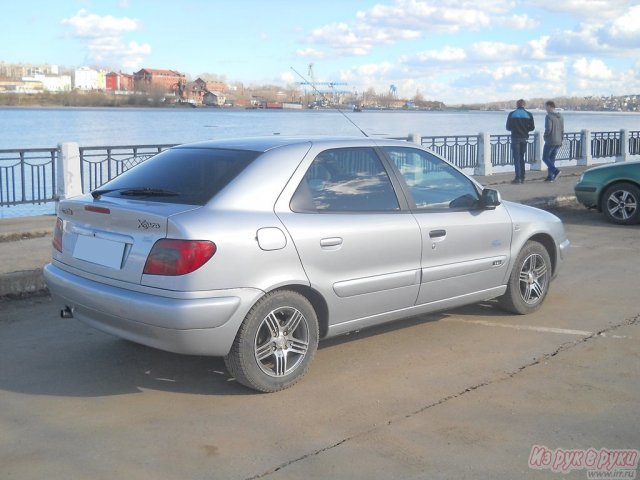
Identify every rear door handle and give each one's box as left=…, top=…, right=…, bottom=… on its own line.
left=320, top=237, right=343, bottom=248
left=429, top=229, right=447, bottom=239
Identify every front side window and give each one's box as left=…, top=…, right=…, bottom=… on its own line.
left=384, top=147, right=479, bottom=210
left=290, top=148, right=399, bottom=212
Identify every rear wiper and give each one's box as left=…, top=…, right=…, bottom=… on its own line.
left=91, top=187, right=179, bottom=199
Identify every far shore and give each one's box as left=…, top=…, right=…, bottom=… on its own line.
left=1, top=104, right=638, bottom=115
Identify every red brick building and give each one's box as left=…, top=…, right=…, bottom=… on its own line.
left=105, top=72, right=134, bottom=91
left=133, top=68, right=185, bottom=92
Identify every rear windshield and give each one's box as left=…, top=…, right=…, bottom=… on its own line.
left=95, top=148, right=260, bottom=205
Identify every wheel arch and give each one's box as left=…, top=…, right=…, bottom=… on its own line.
left=597, top=179, right=640, bottom=212
left=527, top=233, right=557, bottom=275
left=265, top=284, right=330, bottom=338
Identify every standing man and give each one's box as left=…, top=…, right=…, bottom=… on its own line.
left=543, top=100, right=564, bottom=182
left=506, top=99, right=535, bottom=184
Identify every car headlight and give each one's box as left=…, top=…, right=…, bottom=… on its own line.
left=578, top=173, right=585, bottom=183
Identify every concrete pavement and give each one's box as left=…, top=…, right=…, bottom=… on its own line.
left=0, top=206, right=638, bottom=479
left=0, top=165, right=589, bottom=297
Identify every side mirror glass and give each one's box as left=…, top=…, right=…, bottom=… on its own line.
left=480, top=188, right=501, bottom=209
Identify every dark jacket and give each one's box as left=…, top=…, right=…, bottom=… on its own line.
left=506, top=107, right=535, bottom=140
left=544, top=112, right=564, bottom=146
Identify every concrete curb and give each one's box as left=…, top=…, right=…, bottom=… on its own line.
left=0, top=269, right=47, bottom=298
left=523, top=195, right=578, bottom=209
left=0, top=196, right=579, bottom=298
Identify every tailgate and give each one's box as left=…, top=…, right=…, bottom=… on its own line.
left=55, top=196, right=200, bottom=284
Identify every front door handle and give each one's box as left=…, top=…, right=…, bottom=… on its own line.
left=320, top=237, right=343, bottom=248
left=429, top=229, right=447, bottom=239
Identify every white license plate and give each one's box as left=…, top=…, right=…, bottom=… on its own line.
left=73, top=235, right=126, bottom=269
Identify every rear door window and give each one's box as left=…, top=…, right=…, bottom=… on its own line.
left=290, top=148, right=400, bottom=213
left=94, top=148, right=260, bottom=205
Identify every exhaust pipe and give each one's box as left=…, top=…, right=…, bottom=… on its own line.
left=60, top=306, right=74, bottom=319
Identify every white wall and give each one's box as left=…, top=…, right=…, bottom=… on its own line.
left=74, top=67, right=99, bottom=90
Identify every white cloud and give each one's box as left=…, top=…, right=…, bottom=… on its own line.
left=493, top=13, right=539, bottom=29
left=572, top=58, right=613, bottom=80
left=295, top=47, right=330, bottom=59
left=280, top=71, right=295, bottom=84
left=524, top=36, right=550, bottom=60
left=404, top=46, right=467, bottom=64
left=600, top=5, right=640, bottom=47
left=470, top=41, right=521, bottom=61
left=302, top=0, right=536, bottom=57
left=62, top=9, right=139, bottom=38
left=61, top=9, right=151, bottom=69
left=527, top=0, right=629, bottom=20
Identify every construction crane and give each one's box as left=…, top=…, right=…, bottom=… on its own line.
left=296, top=63, right=349, bottom=106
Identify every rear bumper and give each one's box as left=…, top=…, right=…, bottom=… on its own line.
left=44, top=263, right=263, bottom=356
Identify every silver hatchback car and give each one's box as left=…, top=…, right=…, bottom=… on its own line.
left=45, top=137, right=570, bottom=392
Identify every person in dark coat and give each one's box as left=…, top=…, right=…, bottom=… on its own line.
left=506, top=99, right=535, bottom=184
left=543, top=100, right=564, bottom=182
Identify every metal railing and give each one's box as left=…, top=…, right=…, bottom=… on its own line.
left=421, top=135, right=479, bottom=169
left=591, top=131, right=621, bottom=159
left=556, top=132, right=582, bottom=161
left=630, top=131, right=640, bottom=156
left=489, top=134, right=535, bottom=166
left=0, top=148, right=57, bottom=207
left=80, top=144, right=176, bottom=192
left=2, top=130, right=639, bottom=209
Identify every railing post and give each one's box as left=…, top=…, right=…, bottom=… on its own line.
left=408, top=132, right=421, bottom=145
left=475, top=132, right=492, bottom=176
left=578, top=129, right=592, bottom=166
left=56, top=142, right=83, bottom=210
left=531, top=131, right=543, bottom=171
left=617, top=129, right=629, bottom=163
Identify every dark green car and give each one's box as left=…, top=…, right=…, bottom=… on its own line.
left=575, top=161, right=640, bottom=225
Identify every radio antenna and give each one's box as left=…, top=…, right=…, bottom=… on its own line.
left=290, top=66, right=369, bottom=138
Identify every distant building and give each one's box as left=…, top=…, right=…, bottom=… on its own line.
left=203, top=91, right=226, bottom=107
left=96, top=70, right=107, bottom=90
left=105, top=72, right=134, bottom=92
left=0, top=79, right=43, bottom=94
left=0, top=62, right=59, bottom=79
left=21, top=73, right=72, bottom=92
left=133, top=68, right=185, bottom=93
left=206, top=80, right=226, bottom=93
left=74, top=67, right=99, bottom=90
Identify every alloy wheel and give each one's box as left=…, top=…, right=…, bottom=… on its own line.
left=606, top=189, right=638, bottom=222
left=254, top=306, right=310, bottom=377
left=518, top=253, right=549, bottom=305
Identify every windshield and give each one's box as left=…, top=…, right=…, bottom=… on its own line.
left=94, top=147, right=260, bottom=205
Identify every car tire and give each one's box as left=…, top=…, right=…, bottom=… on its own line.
left=224, top=290, right=319, bottom=393
left=601, top=182, right=640, bottom=225
left=499, top=240, right=552, bottom=315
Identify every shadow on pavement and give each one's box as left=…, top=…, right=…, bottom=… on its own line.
left=0, top=328, right=251, bottom=397
left=549, top=205, right=640, bottom=229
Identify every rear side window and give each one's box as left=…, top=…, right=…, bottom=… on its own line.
left=290, top=148, right=400, bottom=213
left=95, top=148, right=259, bottom=205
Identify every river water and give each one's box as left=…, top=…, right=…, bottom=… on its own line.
left=1, top=107, right=638, bottom=218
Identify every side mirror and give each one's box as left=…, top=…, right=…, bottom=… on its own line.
left=480, top=188, right=501, bottom=210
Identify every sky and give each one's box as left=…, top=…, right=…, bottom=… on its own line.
left=1, top=0, right=640, bottom=103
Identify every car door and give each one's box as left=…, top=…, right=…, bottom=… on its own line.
left=275, top=146, right=422, bottom=326
left=382, top=146, right=513, bottom=305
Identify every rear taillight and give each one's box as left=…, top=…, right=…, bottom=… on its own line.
left=143, top=239, right=216, bottom=276
left=52, top=218, right=63, bottom=252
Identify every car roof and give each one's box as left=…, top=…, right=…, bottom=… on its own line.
left=172, top=136, right=411, bottom=153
